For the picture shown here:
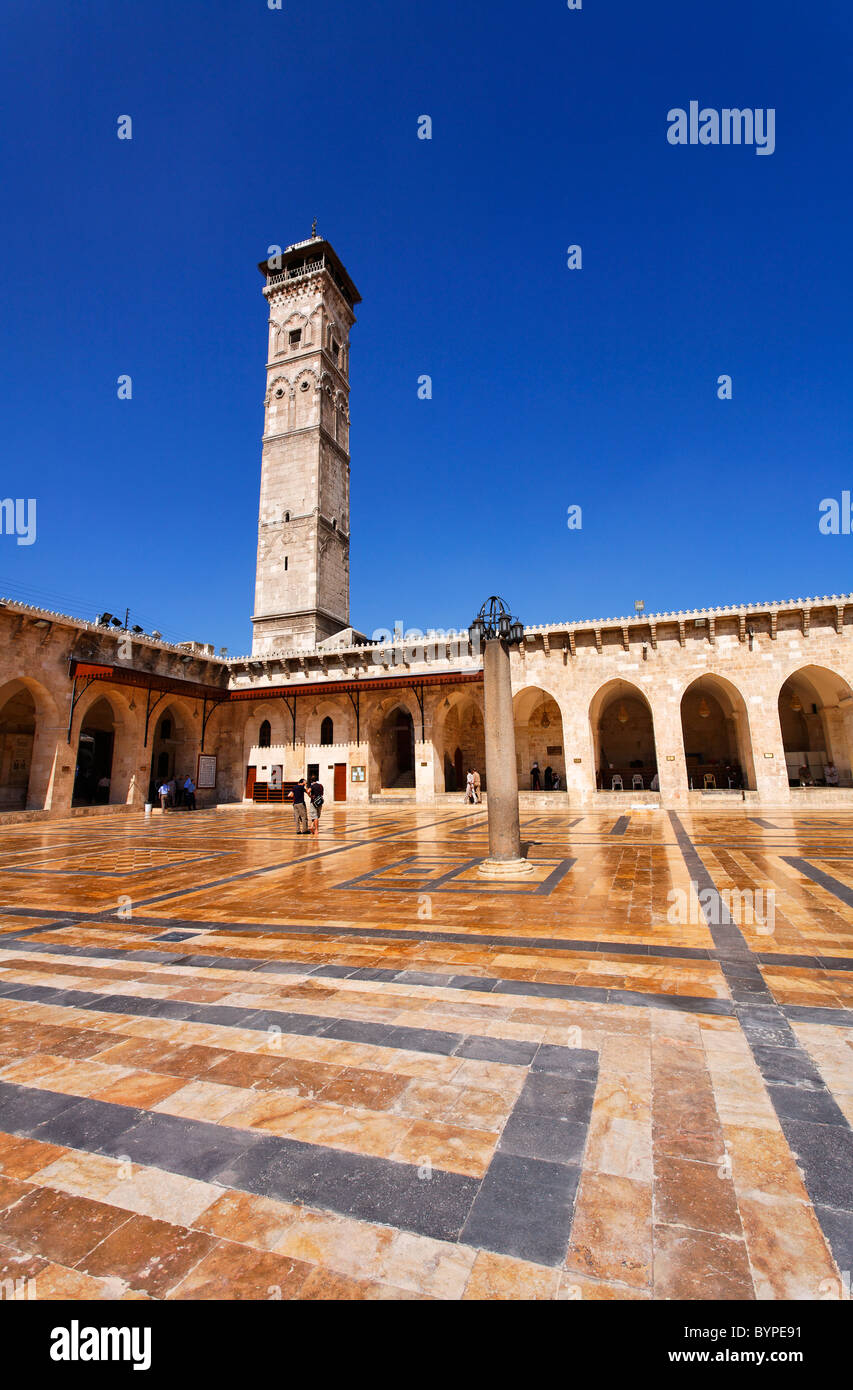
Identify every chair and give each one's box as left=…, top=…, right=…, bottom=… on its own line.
left=703, top=773, right=716, bottom=789
left=632, top=774, right=644, bottom=790
left=611, top=775, right=623, bottom=791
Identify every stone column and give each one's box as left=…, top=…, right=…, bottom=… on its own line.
left=745, top=695, right=791, bottom=804
left=479, top=638, right=533, bottom=877
left=646, top=693, right=688, bottom=805
left=415, top=741, right=434, bottom=802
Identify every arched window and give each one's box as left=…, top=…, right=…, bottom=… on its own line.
left=161, top=719, right=171, bottom=739
left=259, top=720, right=271, bottom=748
left=320, top=716, right=334, bottom=745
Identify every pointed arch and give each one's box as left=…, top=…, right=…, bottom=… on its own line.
left=513, top=685, right=566, bottom=790
left=589, top=679, right=658, bottom=791
left=778, top=665, right=853, bottom=786
left=680, top=673, right=756, bottom=790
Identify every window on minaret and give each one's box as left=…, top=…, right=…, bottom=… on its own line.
left=289, top=329, right=302, bottom=349
left=259, top=720, right=271, bottom=748
left=331, top=338, right=340, bottom=363
left=284, top=556, right=288, bottom=570
left=321, top=716, right=334, bottom=745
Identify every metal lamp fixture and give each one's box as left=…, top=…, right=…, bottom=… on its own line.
left=469, top=596, right=525, bottom=647
left=698, top=697, right=711, bottom=719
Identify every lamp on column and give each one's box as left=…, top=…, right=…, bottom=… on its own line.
left=468, top=596, right=532, bottom=878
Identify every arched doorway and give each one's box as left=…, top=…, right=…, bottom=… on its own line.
left=590, top=681, right=658, bottom=791
left=148, top=708, right=182, bottom=803
left=513, top=688, right=566, bottom=790
left=435, top=695, right=486, bottom=792
left=73, top=698, right=116, bottom=805
left=0, top=687, right=36, bottom=810
left=778, top=666, right=853, bottom=787
left=377, top=706, right=415, bottom=788
left=680, top=676, right=755, bottom=790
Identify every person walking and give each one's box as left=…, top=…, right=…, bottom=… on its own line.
left=544, top=765, right=553, bottom=791
left=290, top=777, right=309, bottom=835
left=307, top=776, right=324, bottom=837
left=465, top=770, right=476, bottom=804
left=158, top=780, right=170, bottom=811
left=472, top=768, right=481, bottom=803
left=530, top=761, right=541, bottom=790
left=183, top=774, right=196, bottom=810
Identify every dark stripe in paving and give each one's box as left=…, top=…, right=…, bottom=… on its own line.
left=749, top=818, right=779, bottom=829
left=0, top=1040, right=600, bottom=1263
left=783, top=858, right=853, bottom=910
left=669, top=812, right=853, bottom=1271
left=0, top=957, right=734, bottom=1021
left=0, top=911, right=720, bottom=959
left=609, top=816, right=630, bottom=836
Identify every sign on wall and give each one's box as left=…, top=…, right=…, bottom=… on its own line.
left=197, top=754, right=217, bottom=789
left=351, top=765, right=366, bottom=782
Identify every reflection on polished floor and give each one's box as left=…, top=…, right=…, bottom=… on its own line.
left=0, top=804, right=850, bottom=1300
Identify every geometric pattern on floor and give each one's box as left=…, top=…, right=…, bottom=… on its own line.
left=0, top=804, right=851, bottom=1299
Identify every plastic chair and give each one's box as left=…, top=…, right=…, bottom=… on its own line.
left=703, top=773, right=716, bottom=789
left=611, top=775, right=623, bottom=791
left=632, top=774, right=644, bottom=790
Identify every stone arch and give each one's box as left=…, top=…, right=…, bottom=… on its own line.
left=72, top=686, right=138, bottom=806
left=303, top=696, right=354, bottom=748
left=275, top=310, right=311, bottom=356
left=293, top=366, right=318, bottom=417
left=369, top=697, right=418, bottom=790
left=778, top=665, right=853, bottom=787
left=0, top=676, right=60, bottom=811
left=264, top=374, right=293, bottom=407
left=680, top=674, right=756, bottom=791
left=147, top=697, right=200, bottom=804
left=432, top=689, right=486, bottom=792
left=243, top=702, right=287, bottom=757
left=589, top=679, right=658, bottom=791
left=513, top=686, right=567, bottom=790
left=241, top=700, right=290, bottom=799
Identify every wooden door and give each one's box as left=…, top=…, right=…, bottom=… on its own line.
left=245, top=766, right=256, bottom=799
left=334, top=763, right=347, bottom=802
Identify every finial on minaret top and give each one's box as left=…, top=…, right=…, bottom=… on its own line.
left=311, top=218, right=318, bottom=237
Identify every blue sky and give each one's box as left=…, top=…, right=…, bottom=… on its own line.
left=1, top=0, right=851, bottom=654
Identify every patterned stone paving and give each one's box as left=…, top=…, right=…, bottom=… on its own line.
left=0, top=804, right=851, bottom=1300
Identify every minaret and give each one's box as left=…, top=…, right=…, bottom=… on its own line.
left=251, top=228, right=361, bottom=655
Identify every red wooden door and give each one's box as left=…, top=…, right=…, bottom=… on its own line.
left=245, top=766, right=256, bottom=799
left=334, top=763, right=347, bottom=802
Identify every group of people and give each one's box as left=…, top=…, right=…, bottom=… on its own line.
left=157, top=775, right=196, bottom=811
left=529, top=761, right=561, bottom=790
left=463, top=768, right=481, bottom=804
left=797, top=761, right=838, bottom=787
left=287, top=776, right=325, bottom=836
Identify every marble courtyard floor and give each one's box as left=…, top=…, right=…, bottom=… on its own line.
left=0, top=803, right=850, bottom=1301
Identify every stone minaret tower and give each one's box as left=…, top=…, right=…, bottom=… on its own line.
left=251, top=230, right=361, bottom=655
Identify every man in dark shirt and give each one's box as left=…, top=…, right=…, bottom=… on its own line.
left=307, top=778, right=324, bottom=837
left=290, top=778, right=308, bottom=834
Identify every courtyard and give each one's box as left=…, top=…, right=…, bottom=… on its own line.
left=0, top=802, right=850, bottom=1300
